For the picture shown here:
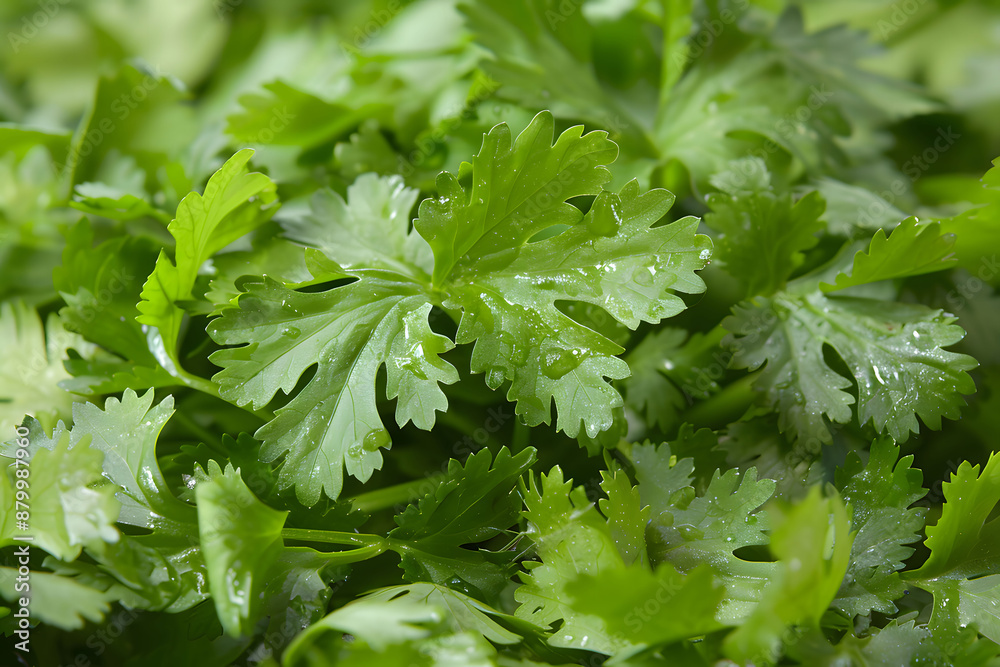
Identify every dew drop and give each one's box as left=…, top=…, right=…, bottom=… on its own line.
left=281, top=326, right=301, bottom=339
left=541, top=346, right=590, bottom=380
left=485, top=367, right=505, bottom=388
left=363, top=428, right=390, bottom=451
left=633, top=266, right=654, bottom=287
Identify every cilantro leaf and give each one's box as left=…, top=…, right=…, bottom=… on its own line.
left=414, top=111, right=618, bottom=285
left=281, top=173, right=431, bottom=276
left=138, top=149, right=277, bottom=372
left=0, top=567, right=110, bottom=630
left=645, top=462, right=776, bottom=624
left=911, top=452, right=1000, bottom=580
left=721, top=417, right=825, bottom=501
left=834, top=438, right=928, bottom=617
left=209, top=173, right=458, bottom=505
left=722, top=488, right=853, bottom=663
left=209, top=278, right=456, bottom=505
left=514, top=466, right=646, bottom=654
left=599, top=467, right=649, bottom=567
left=389, top=447, right=536, bottom=602
left=417, top=113, right=710, bottom=436
left=18, top=390, right=211, bottom=613
left=725, top=292, right=978, bottom=442
left=0, top=301, right=87, bottom=436
left=822, top=217, right=959, bottom=292
left=0, top=428, right=119, bottom=561
left=211, top=118, right=710, bottom=503
left=284, top=584, right=516, bottom=666
left=361, top=583, right=522, bottom=645
left=196, top=460, right=288, bottom=637
left=458, top=0, right=656, bottom=171
left=704, top=158, right=825, bottom=297
left=566, top=564, right=724, bottom=650
left=227, top=80, right=390, bottom=149
left=67, top=389, right=195, bottom=532
left=53, top=220, right=176, bottom=394
left=621, top=328, right=691, bottom=433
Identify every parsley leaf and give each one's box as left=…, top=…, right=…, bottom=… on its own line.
left=834, top=438, right=928, bottom=617
left=725, top=292, right=978, bottom=442
left=195, top=460, right=288, bottom=637
left=139, top=149, right=278, bottom=373
left=822, top=217, right=959, bottom=292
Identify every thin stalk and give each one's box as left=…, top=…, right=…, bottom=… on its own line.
left=281, top=528, right=384, bottom=547
left=281, top=528, right=388, bottom=564
left=180, top=371, right=276, bottom=421
left=347, top=473, right=448, bottom=513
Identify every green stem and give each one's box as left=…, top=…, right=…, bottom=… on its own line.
left=511, top=418, right=531, bottom=453
left=281, top=528, right=383, bottom=546
left=347, top=473, right=448, bottom=513
left=281, top=528, right=387, bottom=563
left=316, top=542, right=387, bottom=565
left=179, top=372, right=276, bottom=421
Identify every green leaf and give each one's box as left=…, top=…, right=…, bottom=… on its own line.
left=204, top=223, right=312, bottom=317
left=361, top=583, right=522, bottom=645
left=255, top=547, right=346, bottom=654
left=284, top=584, right=515, bottom=666
left=416, top=113, right=710, bottom=436
left=723, top=488, right=853, bottom=663
left=0, top=429, right=119, bottom=561
left=68, top=389, right=195, bottom=532
left=834, top=438, right=928, bottom=617
left=196, top=460, right=288, bottom=637
left=599, top=467, right=649, bottom=568
left=414, top=111, right=618, bottom=285
left=944, top=576, right=1000, bottom=645
left=645, top=464, right=776, bottom=624
left=21, top=390, right=211, bottom=613
left=630, top=440, right=695, bottom=512
left=391, top=447, right=536, bottom=548
left=566, top=564, right=723, bottom=649
left=281, top=174, right=431, bottom=276
left=458, top=0, right=656, bottom=169
left=721, top=416, right=824, bottom=502
left=389, top=447, right=536, bottom=601
left=227, top=80, right=391, bottom=149
left=513, top=467, right=637, bottom=655
left=71, top=180, right=171, bottom=222
left=0, top=301, right=87, bottom=436
left=621, top=329, right=690, bottom=433
left=724, top=291, right=978, bottom=443
left=704, top=158, right=825, bottom=296
left=814, top=178, right=910, bottom=237
left=62, top=63, right=190, bottom=192
left=822, top=217, right=959, bottom=292
left=209, top=173, right=457, bottom=504
left=54, top=219, right=162, bottom=364
left=940, top=157, right=1000, bottom=272
left=0, top=567, right=110, bottom=630
left=911, top=452, right=1000, bottom=580
left=138, top=149, right=277, bottom=370
left=209, top=278, right=456, bottom=505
